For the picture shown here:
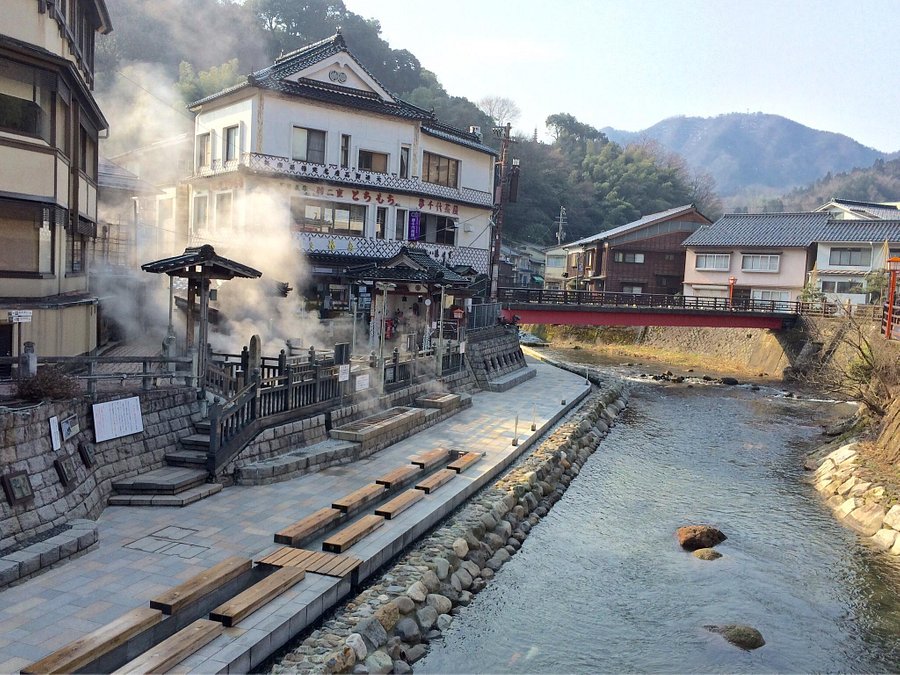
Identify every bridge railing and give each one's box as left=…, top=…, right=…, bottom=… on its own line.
left=498, top=288, right=801, bottom=314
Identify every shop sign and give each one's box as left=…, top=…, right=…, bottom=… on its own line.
left=408, top=211, right=421, bottom=241
left=338, top=364, right=350, bottom=382
left=416, top=199, right=460, bottom=215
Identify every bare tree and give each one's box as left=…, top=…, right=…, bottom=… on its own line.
left=477, top=96, right=521, bottom=126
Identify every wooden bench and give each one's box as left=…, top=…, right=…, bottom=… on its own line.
left=415, top=468, right=457, bottom=494
left=447, top=451, right=482, bottom=473
left=410, top=448, right=450, bottom=471
left=209, top=567, right=306, bottom=627
left=322, top=514, right=384, bottom=553
left=149, top=556, right=252, bottom=615
left=332, top=483, right=385, bottom=513
left=21, top=606, right=163, bottom=675
left=258, top=547, right=362, bottom=578
left=112, top=618, right=222, bottom=674
left=374, top=488, right=425, bottom=520
left=274, top=507, right=342, bottom=546
left=375, top=464, right=422, bottom=489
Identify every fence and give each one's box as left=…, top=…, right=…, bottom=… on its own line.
left=467, top=302, right=501, bottom=330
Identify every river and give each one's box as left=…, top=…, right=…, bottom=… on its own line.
left=418, top=355, right=900, bottom=673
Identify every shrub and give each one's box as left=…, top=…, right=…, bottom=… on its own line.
left=16, top=366, right=81, bottom=402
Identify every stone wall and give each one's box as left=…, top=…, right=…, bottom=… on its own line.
left=0, top=388, right=201, bottom=548
left=272, top=377, right=629, bottom=673
left=464, top=327, right=528, bottom=389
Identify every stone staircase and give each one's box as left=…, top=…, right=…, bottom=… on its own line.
left=108, top=420, right=222, bottom=507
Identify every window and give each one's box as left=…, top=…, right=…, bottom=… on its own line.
left=751, top=289, right=790, bottom=302
left=741, top=254, right=780, bottom=272
left=820, top=280, right=862, bottom=294
left=376, top=207, right=387, bottom=240
left=435, top=216, right=456, bottom=245
left=66, top=232, right=85, bottom=274
left=664, top=253, right=675, bottom=261
left=395, top=209, right=407, bottom=240
left=358, top=150, right=388, bottom=173
left=613, top=251, right=645, bottom=264
left=224, top=126, right=239, bottom=162
left=216, top=192, right=233, bottom=230
left=0, top=201, right=54, bottom=274
left=0, top=58, right=53, bottom=140
left=622, top=284, right=643, bottom=294
left=291, top=198, right=365, bottom=236
left=196, top=133, right=211, bottom=168
left=340, top=134, right=350, bottom=168
left=400, top=146, right=410, bottom=178
left=829, top=247, right=871, bottom=266
left=423, top=151, right=459, bottom=188
left=193, top=194, right=208, bottom=229
left=56, top=98, right=70, bottom=156
left=292, top=126, right=326, bottom=163
left=695, top=253, right=730, bottom=271
left=79, top=125, right=96, bottom=179
left=546, top=255, right=565, bottom=268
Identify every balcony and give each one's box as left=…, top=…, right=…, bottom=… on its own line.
left=295, top=232, right=490, bottom=274
left=195, top=153, right=494, bottom=208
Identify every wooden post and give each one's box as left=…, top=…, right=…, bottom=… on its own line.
left=206, top=402, right=221, bottom=476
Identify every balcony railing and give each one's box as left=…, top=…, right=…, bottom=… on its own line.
left=195, top=153, right=493, bottom=208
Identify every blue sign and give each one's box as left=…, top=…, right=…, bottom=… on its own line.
left=408, top=211, right=422, bottom=241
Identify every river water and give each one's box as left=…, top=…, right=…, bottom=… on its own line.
left=418, top=357, right=900, bottom=673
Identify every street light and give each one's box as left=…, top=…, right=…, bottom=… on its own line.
left=728, top=276, right=737, bottom=307
left=435, top=282, right=447, bottom=378
left=376, top=282, right=396, bottom=390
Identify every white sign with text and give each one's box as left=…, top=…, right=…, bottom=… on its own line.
left=92, top=396, right=144, bottom=443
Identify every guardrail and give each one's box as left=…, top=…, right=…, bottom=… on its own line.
left=0, top=355, right=196, bottom=393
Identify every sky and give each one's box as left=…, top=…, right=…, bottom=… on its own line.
left=343, top=0, right=900, bottom=152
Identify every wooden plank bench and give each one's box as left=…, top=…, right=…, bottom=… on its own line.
left=415, top=468, right=457, bottom=494
left=322, top=514, right=384, bottom=553
left=149, top=556, right=252, bottom=615
left=331, top=483, right=385, bottom=513
left=374, top=488, right=425, bottom=520
left=447, top=451, right=482, bottom=473
left=258, top=547, right=362, bottom=578
left=409, top=448, right=450, bottom=471
left=274, top=507, right=342, bottom=546
left=209, top=567, right=306, bottom=627
left=375, top=464, right=422, bottom=489
left=112, top=618, right=222, bottom=674
left=21, top=606, right=163, bottom=675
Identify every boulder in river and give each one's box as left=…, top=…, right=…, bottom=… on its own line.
left=706, top=624, right=766, bottom=650
left=720, top=377, right=740, bottom=385
left=693, top=547, right=723, bottom=560
left=676, top=525, right=727, bottom=550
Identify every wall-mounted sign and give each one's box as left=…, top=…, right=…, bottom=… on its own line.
left=355, top=373, right=370, bottom=391
left=408, top=211, right=422, bottom=241
left=92, top=396, right=144, bottom=443
left=338, top=364, right=350, bottom=382
left=7, top=310, right=32, bottom=323
left=49, top=416, right=61, bottom=451
left=60, top=415, right=80, bottom=441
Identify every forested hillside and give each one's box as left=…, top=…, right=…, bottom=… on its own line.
left=96, top=0, right=721, bottom=244
left=603, top=113, right=893, bottom=199
left=779, top=158, right=900, bottom=211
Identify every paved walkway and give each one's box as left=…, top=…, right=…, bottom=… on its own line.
left=0, top=358, right=588, bottom=672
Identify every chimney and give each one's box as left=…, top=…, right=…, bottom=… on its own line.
left=468, top=126, right=482, bottom=141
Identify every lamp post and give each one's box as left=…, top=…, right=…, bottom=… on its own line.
left=435, top=283, right=446, bottom=378
left=376, top=282, right=396, bottom=391
left=728, top=275, right=736, bottom=308
left=886, top=257, right=900, bottom=339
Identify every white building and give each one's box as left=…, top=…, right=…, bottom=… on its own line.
left=185, top=33, right=495, bottom=314
left=542, top=245, right=568, bottom=290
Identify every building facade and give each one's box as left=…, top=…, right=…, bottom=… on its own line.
left=185, top=34, right=495, bottom=317
left=564, top=205, right=710, bottom=294
left=1, top=0, right=111, bottom=359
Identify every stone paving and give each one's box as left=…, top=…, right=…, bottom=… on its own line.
left=0, top=357, right=588, bottom=672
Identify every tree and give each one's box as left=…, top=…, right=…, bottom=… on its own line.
left=175, top=59, right=245, bottom=105
left=545, top=113, right=608, bottom=164
left=477, top=96, right=520, bottom=126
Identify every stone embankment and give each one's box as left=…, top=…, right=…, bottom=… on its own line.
left=272, top=379, right=629, bottom=674
left=811, top=442, right=900, bottom=554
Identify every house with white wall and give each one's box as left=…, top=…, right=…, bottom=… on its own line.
left=185, top=33, right=495, bottom=316
left=1, top=0, right=112, bottom=360
left=816, top=198, right=900, bottom=221
left=543, top=245, right=567, bottom=289
left=814, top=220, right=900, bottom=304
left=682, top=212, right=831, bottom=302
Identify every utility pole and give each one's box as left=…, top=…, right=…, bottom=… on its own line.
left=490, top=123, right=516, bottom=300
left=555, top=206, right=567, bottom=246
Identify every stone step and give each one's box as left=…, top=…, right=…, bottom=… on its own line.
left=108, top=482, right=222, bottom=507
left=112, top=467, right=208, bottom=495
left=165, top=450, right=208, bottom=468
left=194, top=419, right=211, bottom=434
left=180, top=434, right=211, bottom=451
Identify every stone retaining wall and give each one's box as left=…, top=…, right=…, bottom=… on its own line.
left=464, top=328, right=528, bottom=389
left=812, top=442, right=900, bottom=555
left=0, top=388, right=201, bottom=550
left=272, top=376, right=629, bottom=673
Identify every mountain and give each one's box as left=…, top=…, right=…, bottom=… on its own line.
left=602, top=113, right=892, bottom=198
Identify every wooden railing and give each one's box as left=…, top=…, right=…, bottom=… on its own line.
left=0, top=355, right=196, bottom=393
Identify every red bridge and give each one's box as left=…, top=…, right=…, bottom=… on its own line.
left=498, top=288, right=801, bottom=330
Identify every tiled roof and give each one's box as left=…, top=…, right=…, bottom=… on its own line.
left=346, top=246, right=469, bottom=284
left=98, top=158, right=160, bottom=194
left=683, top=212, right=832, bottom=248
left=422, top=124, right=497, bottom=156
left=567, top=204, right=702, bottom=247
left=823, top=198, right=900, bottom=220
left=820, top=220, right=900, bottom=243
